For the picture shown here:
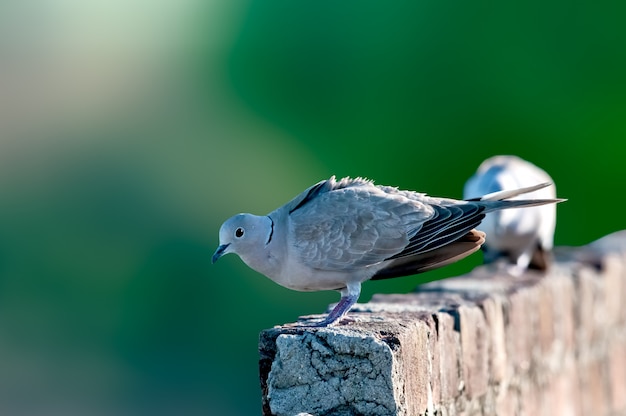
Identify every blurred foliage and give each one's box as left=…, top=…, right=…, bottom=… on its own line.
left=0, top=0, right=625, bottom=415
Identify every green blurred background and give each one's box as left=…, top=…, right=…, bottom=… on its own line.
left=1, top=0, right=624, bottom=414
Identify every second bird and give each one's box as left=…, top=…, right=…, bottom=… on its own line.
left=464, top=155, right=558, bottom=274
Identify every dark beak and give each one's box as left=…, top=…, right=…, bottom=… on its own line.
left=212, top=244, right=230, bottom=264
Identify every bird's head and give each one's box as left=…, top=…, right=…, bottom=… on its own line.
left=212, top=214, right=273, bottom=264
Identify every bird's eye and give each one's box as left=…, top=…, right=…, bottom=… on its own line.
left=235, top=227, right=245, bottom=238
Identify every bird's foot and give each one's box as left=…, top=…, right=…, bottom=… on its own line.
left=294, top=293, right=359, bottom=327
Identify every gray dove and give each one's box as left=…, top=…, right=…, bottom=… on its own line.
left=213, top=176, right=562, bottom=326
left=464, top=156, right=557, bottom=274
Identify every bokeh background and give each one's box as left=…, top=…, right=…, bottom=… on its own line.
left=1, top=1, right=625, bottom=414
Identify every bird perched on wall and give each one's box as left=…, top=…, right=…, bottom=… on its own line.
left=464, top=155, right=558, bottom=274
left=213, top=176, right=562, bottom=326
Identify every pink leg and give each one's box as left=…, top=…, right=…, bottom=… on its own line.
left=312, top=293, right=359, bottom=327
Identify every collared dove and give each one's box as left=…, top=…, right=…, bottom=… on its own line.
left=464, top=156, right=558, bottom=274
left=213, top=176, right=563, bottom=326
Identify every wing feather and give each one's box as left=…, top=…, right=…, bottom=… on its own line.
left=371, top=230, right=486, bottom=280
left=290, top=185, right=433, bottom=270
left=387, top=203, right=486, bottom=260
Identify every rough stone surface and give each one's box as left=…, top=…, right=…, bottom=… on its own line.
left=434, top=312, right=461, bottom=404
left=458, top=304, right=489, bottom=399
left=260, top=232, right=626, bottom=415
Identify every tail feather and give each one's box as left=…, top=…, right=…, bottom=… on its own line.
left=464, top=182, right=566, bottom=213
left=466, top=182, right=552, bottom=202
left=481, top=198, right=566, bottom=213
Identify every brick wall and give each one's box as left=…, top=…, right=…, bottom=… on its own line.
left=259, top=232, right=626, bottom=416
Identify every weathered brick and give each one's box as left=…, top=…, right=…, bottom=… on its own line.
left=518, top=379, right=541, bottom=416
left=259, top=317, right=432, bottom=416
left=422, top=313, right=441, bottom=408
left=495, top=384, right=518, bottom=416
left=506, top=288, right=536, bottom=372
left=602, top=255, right=624, bottom=328
left=546, top=272, right=576, bottom=354
left=479, top=296, right=507, bottom=383
left=608, top=338, right=626, bottom=412
left=579, top=358, right=610, bottom=416
left=537, top=280, right=555, bottom=355
left=575, top=268, right=603, bottom=347
left=436, top=311, right=461, bottom=403
left=396, top=316, right=433, bottom=415
left=546, top=357, right=581, bottom=416
left=459, top=305, right=489, bottom=399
